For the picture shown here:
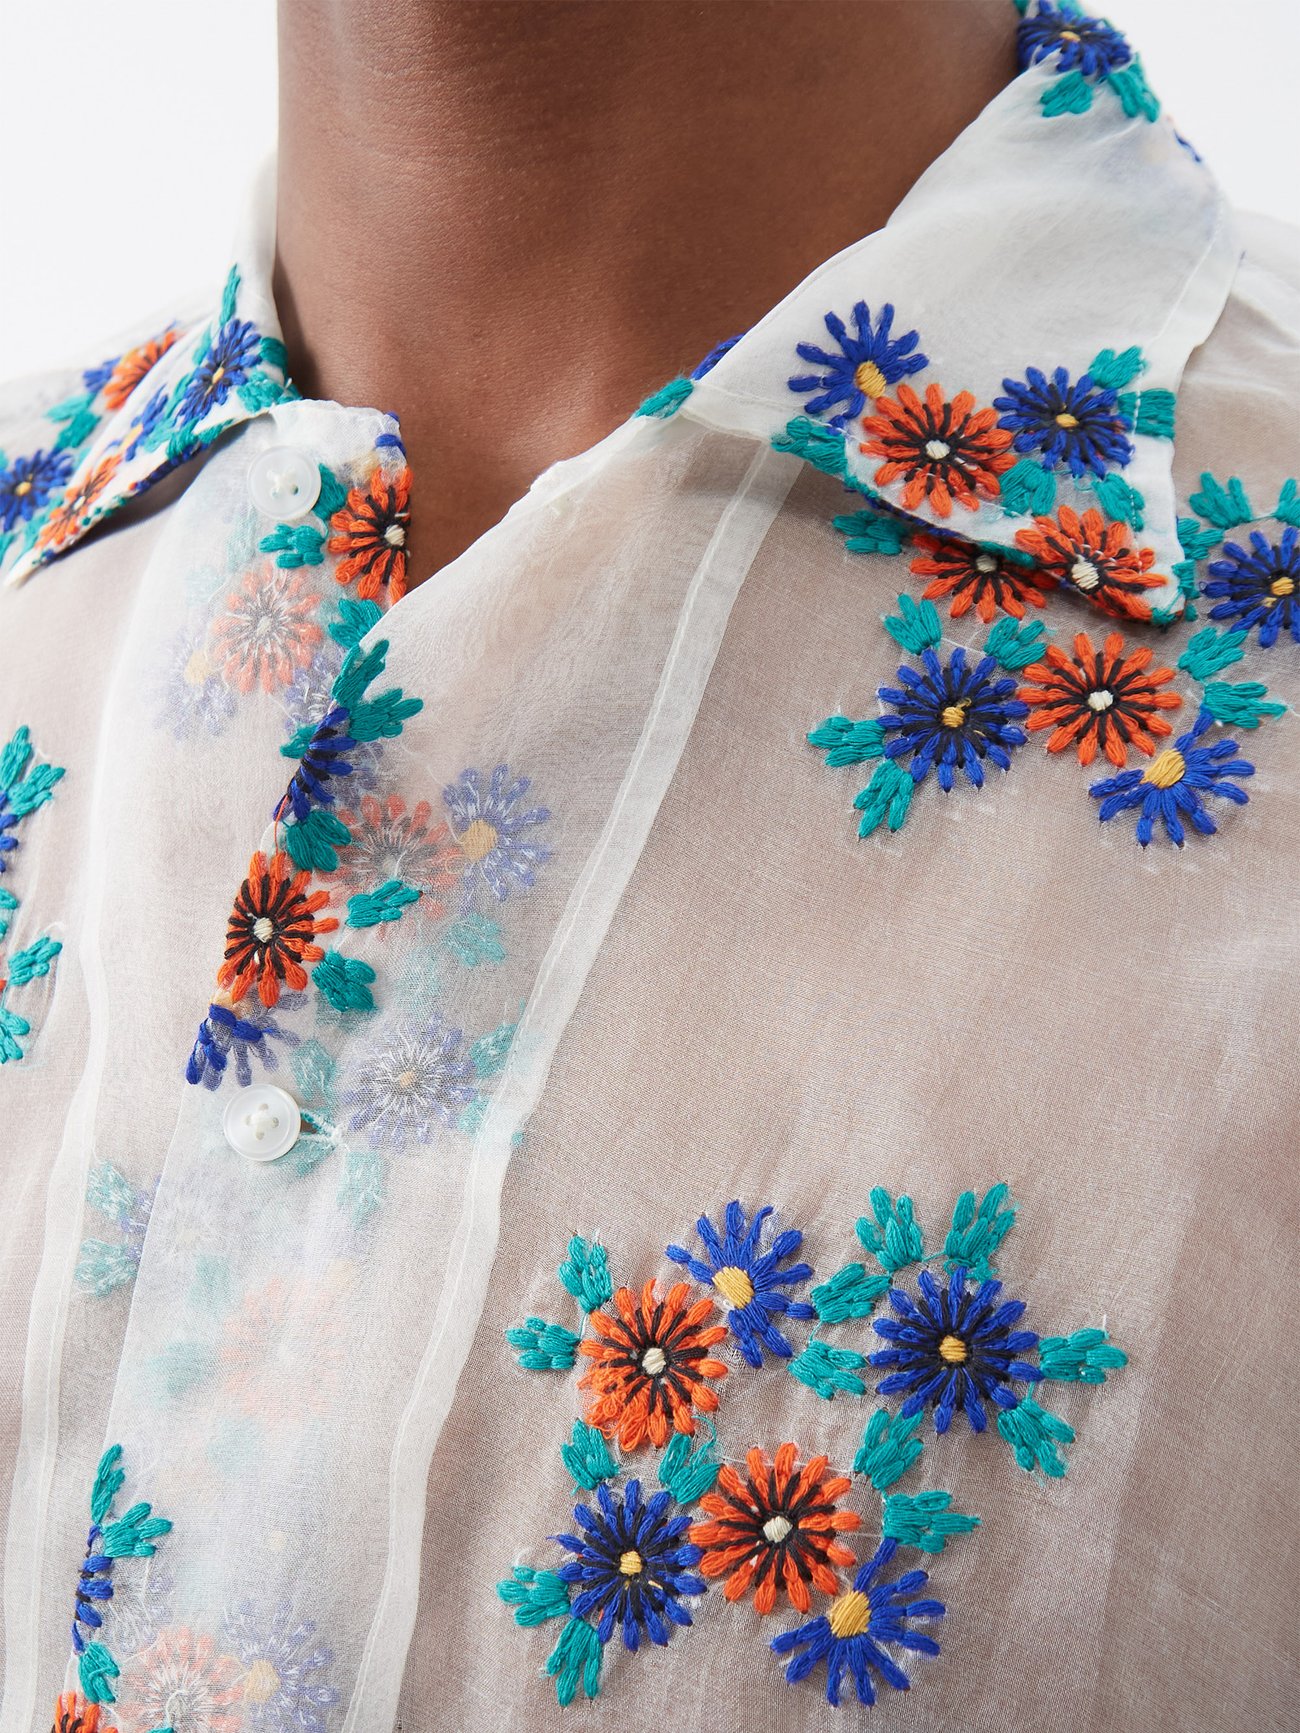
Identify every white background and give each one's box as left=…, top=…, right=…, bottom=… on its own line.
left=0, top=0, right=1296, bottom=381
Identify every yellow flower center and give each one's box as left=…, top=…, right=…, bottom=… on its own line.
left=619, top=1549, right=643, bottom=1576
left=1143, top=748, right=1186, bottom=790
left=828, top=1589, right=873, bottom=1638
left=396, top=1067, right=419, bottom=1090
left=184, top=646, right=214, bottom=686
left=1060, top=28, right=1081, bottom=40
left=939, top=701, right=970, bottom=729
left=939, top=1333, right=968, bottom=1364
left=243, top=1660, right=281, bottom=1706
left=1270, top=574, right=1295, bottom=596
left=211, top=364, right=226, bottom=384
left=1055, top=412, right=1079, bottom=428
left=712, top=1265, right=756, bottom=1310
left=853, top=360, right=887, bottom=401
left=459, top=817, right=499, bottom=862
left=14, top=479, right=32, bottom=496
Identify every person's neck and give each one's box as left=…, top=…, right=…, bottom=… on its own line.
left=274, top=1, right=1018, bottom=589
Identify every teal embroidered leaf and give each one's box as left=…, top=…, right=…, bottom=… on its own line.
left=8, top=935, right=61, bottom=985
left=997, top=1394, right=1075, bottom=1477
left=984, top=616, right=1051, bottom=672
left=346, top=879, right=421, bottom=928
left=832, top=507, right=910, bottom=556
left=772, top=415, right=852, bottom=483
left=1087, top=346, right=1144, bottom=393
left=853, top=1407, right=924, bottom=1491
left=329, top=596, right=383, bottom=649
left=1275, top=478, right=1300, bottom=527
left=636, top=376, right=693, bottom=418
left=312, top=951, right=376, bottom=1014
left=259, top=334, right=290, bottom=375
left=281, top=721, right=316, bottom=760
left=74, top=1241, right=140, bottom=1298
left=291, top=1038, right=337, bottom=1117
left=547, top=1615, right=603, bottom=1707
left=853, top=759, right=913, bottom=837
left=882, top=1489, right=980, bottom=1553
left=332, top=638, right=390, bottom=712
left=0, top=1005, right=31, bottom=1063
left=1092, top=471, right=1144, bottom=530
left=90, top=1444, right=126, bottom=1526
left=1172, top=560, right=1199, bottom=622
left=283, top=808, right=352, bottom=872
left=219, top=265, right=240, bottom=324
left=883, top=592, right=942, bottom=653
left=469, top=1017, right=517, bottom=1081
left=559, top=1422, right=620, bottom=1491
left=810, top=1261, right=891, bottom=1323
left=943, top=1184, right=1016, bottom=1280
left=497, top=1564, right=572, bottom=1625
left=856, top=1187, right=924, bottom=1273
left=1107, top=59, right=1159, bottom=121
left=444, top=913, right=506, bottom=967
left=100, top=1500, right=171, bottom=1559
left=1038, top=1327, right=1127, bottom=1384
left=1041, top=68, right=1094, bottom=116
left=506, top=1317, right=581, bottom=1371
left=1188, top=472, right=1253, bottom=530
left=338, top=1148, right=384, bottom=1225
left=79, top=1640, right=120, bottom=1705
left=788, top=1337, right=868, bottom=1401
left=659, top=1428, right=721, bottom=1503
left=348, top=690, right=424, bottom=742
left=1177, top=626, right=1247, bottom=682
left=0, top=886, right=17, bottom=939
left=1199, top=680, right=1287, bottom=729
left=558, top=1236, right=612, bottom=1313
left=259, top=522, right=325, bottom=569
left=998, top=456, right=1057, bottom=517
left=1177, top=515, right=1222, bottom=561
left=808, top=715, right=884, bottom=768
left=237, top=376, right=285, bottom=415
left=1134, top=388, right=1175, bottom=439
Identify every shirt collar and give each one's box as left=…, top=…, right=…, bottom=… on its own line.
left=3, top=1, right=1238, bottom=612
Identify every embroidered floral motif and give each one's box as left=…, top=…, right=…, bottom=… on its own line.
left=579, top=1282, right=729, bottom=1450
left=117, top=1626, right=241, bottom=1733
left=1017, top=0, right=1157, bottom=122
left=36, top=453, right=122, bottom=555
left=216, top=851, right=337, bottom=1009
left=691, top=1444, right=859, bottom=1614
left=1089, top=707, right=1254, bottom=846
left=557, top=1478, right=704, bottom=1649
left=860, top=384, right=1014, bottom=516
left=0, top=725, right=65, bottom=1062
left=222, top=1601, right=341, bottom=1733
left=443, top=764, right=553, bottom=906
left=67, top=1445, right=172, bottom=1705
left=101, top=329, right=180, bottom=411
left=0, top=447, right=74, bottom=531
left=910, top=534, right=1055, bottom=622
left=334, top=794, right=464, bottom=923
left=185, top=992, right=304, bottom=1089
left=665, top=1201, right=815, bottom=1367
left=338, top=1012, right=479, bottom=1147
left=211, top=566, right=324, bottom=696
left=876, top=645, right=1029, bottom=790
left=175, top=317, right=263, bottom=426
left=1019, top=630, right=1181, bottom=766
left=1013, top=506, right=1165, bottom=617
left=788, top=303, right=929, bottom=431
left=326, top=467, right=412, bottom=602
left=770, top=1537, right=943, bottom=1708
left=994, top=365, right=1133, bottom=479
left=49, top=1694, right=116, bottom=1733
left=1203, top=525, right=1300, bottom=646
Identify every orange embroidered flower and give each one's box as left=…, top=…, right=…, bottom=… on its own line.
left=334, top=794, right=464, bottom=922
left=35, top=453, right=122, bottom=554
left=102, top=329, right=179, bottom=410
left=1013, top=506, right=1166, bottom=619
left=50, top=1694, right=116, bottom=1733
left=691, top=1443, right=860, bottom=1614
left=1019, top=630, right=1181, bottom=766
left=327, top=468, right=411, bottom=602
left=909, top=533, right=1057, bottom=622
left=860, top=383, right=1014, bottom=516
left=216, top=849, right=338, bottom=1007
left=210, top=565, right=323, bottom=694
left=578, top=1280, right=728, bottom=1450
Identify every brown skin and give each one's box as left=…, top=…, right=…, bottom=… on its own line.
left=275, top=1, right=1018, bottom=589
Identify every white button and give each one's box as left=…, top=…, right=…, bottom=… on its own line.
left=248, top=447, right=321, bottom=521
left=223, top=1084, right=302, bottom=1162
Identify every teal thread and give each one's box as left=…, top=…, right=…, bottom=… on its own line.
left=807, top=716, right=885, bottom=768
left=0, top=886, right=16, bottom=941
left=80, top=1640, right=120, bottom=1704
left=558, top=1236, right=612, bottom=1312
left=506, top=1317, right=580, bottom=1371
left=0, top=724, right=65, bottom=818
left=985, top=616, right=1051, bottom=672
left=832, top=507, right=910, bottom=556
left=856, top=1187, right=925, bottom=1273
left=338, top=1147, right=384, bottom=1225
left=546, top=1614, right=603, bottom=1706
left=997, top=1395, right=1074, bottom=1477
left=1134, top=388, right=1175, bottom=439
left=1107, top=59, right=1159, bottom=121
left=853, top=1407, right=924, bottom=1491
left=259, top=523, right=324, bottom=569
left=468, top=1016, right=518, bottom=1083
left=1091, top=471, right=1144, bottom=530
left=560, top=1422, right=619, bottom=1491
left=1188, top=472, right=1253, bottom=529
left=882, top=1490, right=980, bottom=1553
left=883, top=592, right=942, bottom=654
left=498, top=1564, right=572, bottom=1625
left=943, top=1184, right=1016, bottom=1281
left=658, top=1426, right=721, bottom=1502
left=7, top=934, right=61, bottom=985
left=1038, top=1327, right=1128, bottom=1384
left=998, top=455, right=1058, bottom=517
left=1177, top=626, right=1247, bottom=681
left=1041, top=67, right=1093, bottom=115
left=1178, top=514, right=1222, bottom=561
left=810, top=1261, right=890, bottom=1322
left=1200, top=680, right=1287, bottom=729
left=1274, top=478, right=1300, bottom=527
left=1087, top=346, right=1144, bottom=392
left=636, top=376, right=693, bottom=418
left=788, top=1336, right=868, bottom=1400
left=853, top=759, right=914, bottom=837
left=443, top=913, right=506, bottom=966
left=282, top=807, right=351, bottom=872
left=329, top=597, right=383, bottom=648
left=311, top=950, right=376, bottom=1014
left=346, top=879, right=421, bottom=928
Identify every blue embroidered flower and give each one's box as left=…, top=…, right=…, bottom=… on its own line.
left=340, top=1012, right=479, bottom=1148
left=770, top=1537, right=944, bottom=1708
left=1203, top=526, right=1300, bottom=646
left=1017, top=2, right=1132, bottom=78
left=1090, top=707, right=1254, bottom=846
left=993, top=366, right=1133, bottom=479
left=0, top=448, right=74, bottom=531
left=870, top=1266, right=1042, bottom=1434
left=444, top=764, right=552, bottom=904
left=277, top=703, right=360, bottom=823
left=185, top=994, right=304, bottom=1089
left=666, top=1201, right=816, bottom=1368
left=154, top=622, right=238, bottom=741
left=175, top=317, right=261, bottom=425
left=223, top=1601, right=341, bottom=1733
left=789, top=303, right=929, bottom=430
left=878, top=648, right=1029, bottom=790
left=554, top=1478, right=704, bottom=1651
left=70, top=1526, right=115, bottom=1657
left=124, top=386, right=171, bottom=462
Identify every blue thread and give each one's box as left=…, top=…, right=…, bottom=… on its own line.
left=1090, top=708, right=1254, bottom=846
left=665, top=1200, right=815, bottom=1366
left=877, top=648, right=1029, bottom=791
left=993, top=366, right=1133, bottom=479
left=553, top=1478, right=703, bottom=1651
left=788, top=303, right=928, bottom=430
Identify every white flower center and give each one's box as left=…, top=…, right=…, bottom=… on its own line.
left=640, top=1345, right=668, bottom=1376
left=252, top=916, right=275, bottom=944
left=924, top=439, right=951, bottom=461
left=384, top=523, right=406, bottom=547
left=762, top=1515, right=793, bottom=1545
left=1086, top=688, right=1114, bottom=711
left=1070, top=558, right=1101, bottom=591
left=975, top=554, right=997, bottom=574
